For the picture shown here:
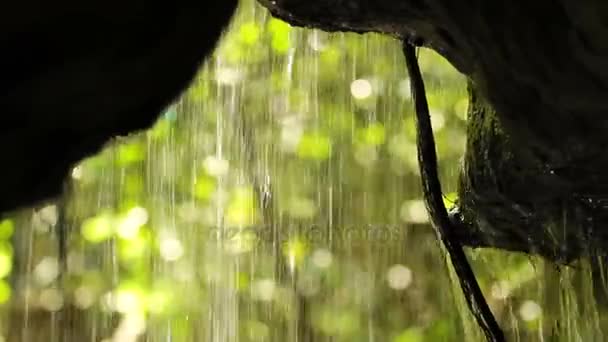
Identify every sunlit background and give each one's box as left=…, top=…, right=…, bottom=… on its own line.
left=1, top=0, right=607, bottom=341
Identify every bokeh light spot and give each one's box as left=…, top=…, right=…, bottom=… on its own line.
left=387, top=264, right=413, bottom=290
left=81, top=213, right=114, bottom=243
left=0, top=220, right=13, bottom=240
left=400, top=200, right=429, bottom=224
left=39, top=288, right=64, bottom=311
left=519, top=300, right=542, bottom=321
left=159, top=238, right=184, bottom=261
left=215, top=67, right=244, bottom=85
left=194, top=176, right=217, bottom=201
left=286, top=197, right=317, bottom=219
left=0, top=281, right=11, bottom=304
left=114, top=287, right=145, bottom=314
left=117, top=207, right=148, bottom=240
left=358, top=123, right=386, bottom=146
left=350, top=79, right=373, bottom=99
left=239, top=22, right=260, bottom=45
left=74, top=286, right=97, bottom=309
left=251, top=279, right=276, bottom=302
left=34, top=257, right=59, bottom=286
left=297, top=133, right=332, bottom=160
left=312, top=249, right=333, bottom=269
left=203, top=156, right=230, bottom=177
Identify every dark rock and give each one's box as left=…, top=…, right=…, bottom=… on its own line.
left=5, top=0, right=608, bottom=261
left=0, top=0, right=237, bottom=212
left=258, top=0, right=608, bottom=260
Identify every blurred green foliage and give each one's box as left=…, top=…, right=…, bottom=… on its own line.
left=0, top=0, right=606, bottom=341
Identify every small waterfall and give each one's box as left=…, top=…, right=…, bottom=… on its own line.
left=1, top=0, right=606, bottom=341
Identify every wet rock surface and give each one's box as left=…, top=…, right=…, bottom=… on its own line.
left=0, top=1, right=237, bottom=212
left=258, top=0, right=608, bottom=260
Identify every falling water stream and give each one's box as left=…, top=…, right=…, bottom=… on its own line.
left=2, top=1, right=608, bottom=341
